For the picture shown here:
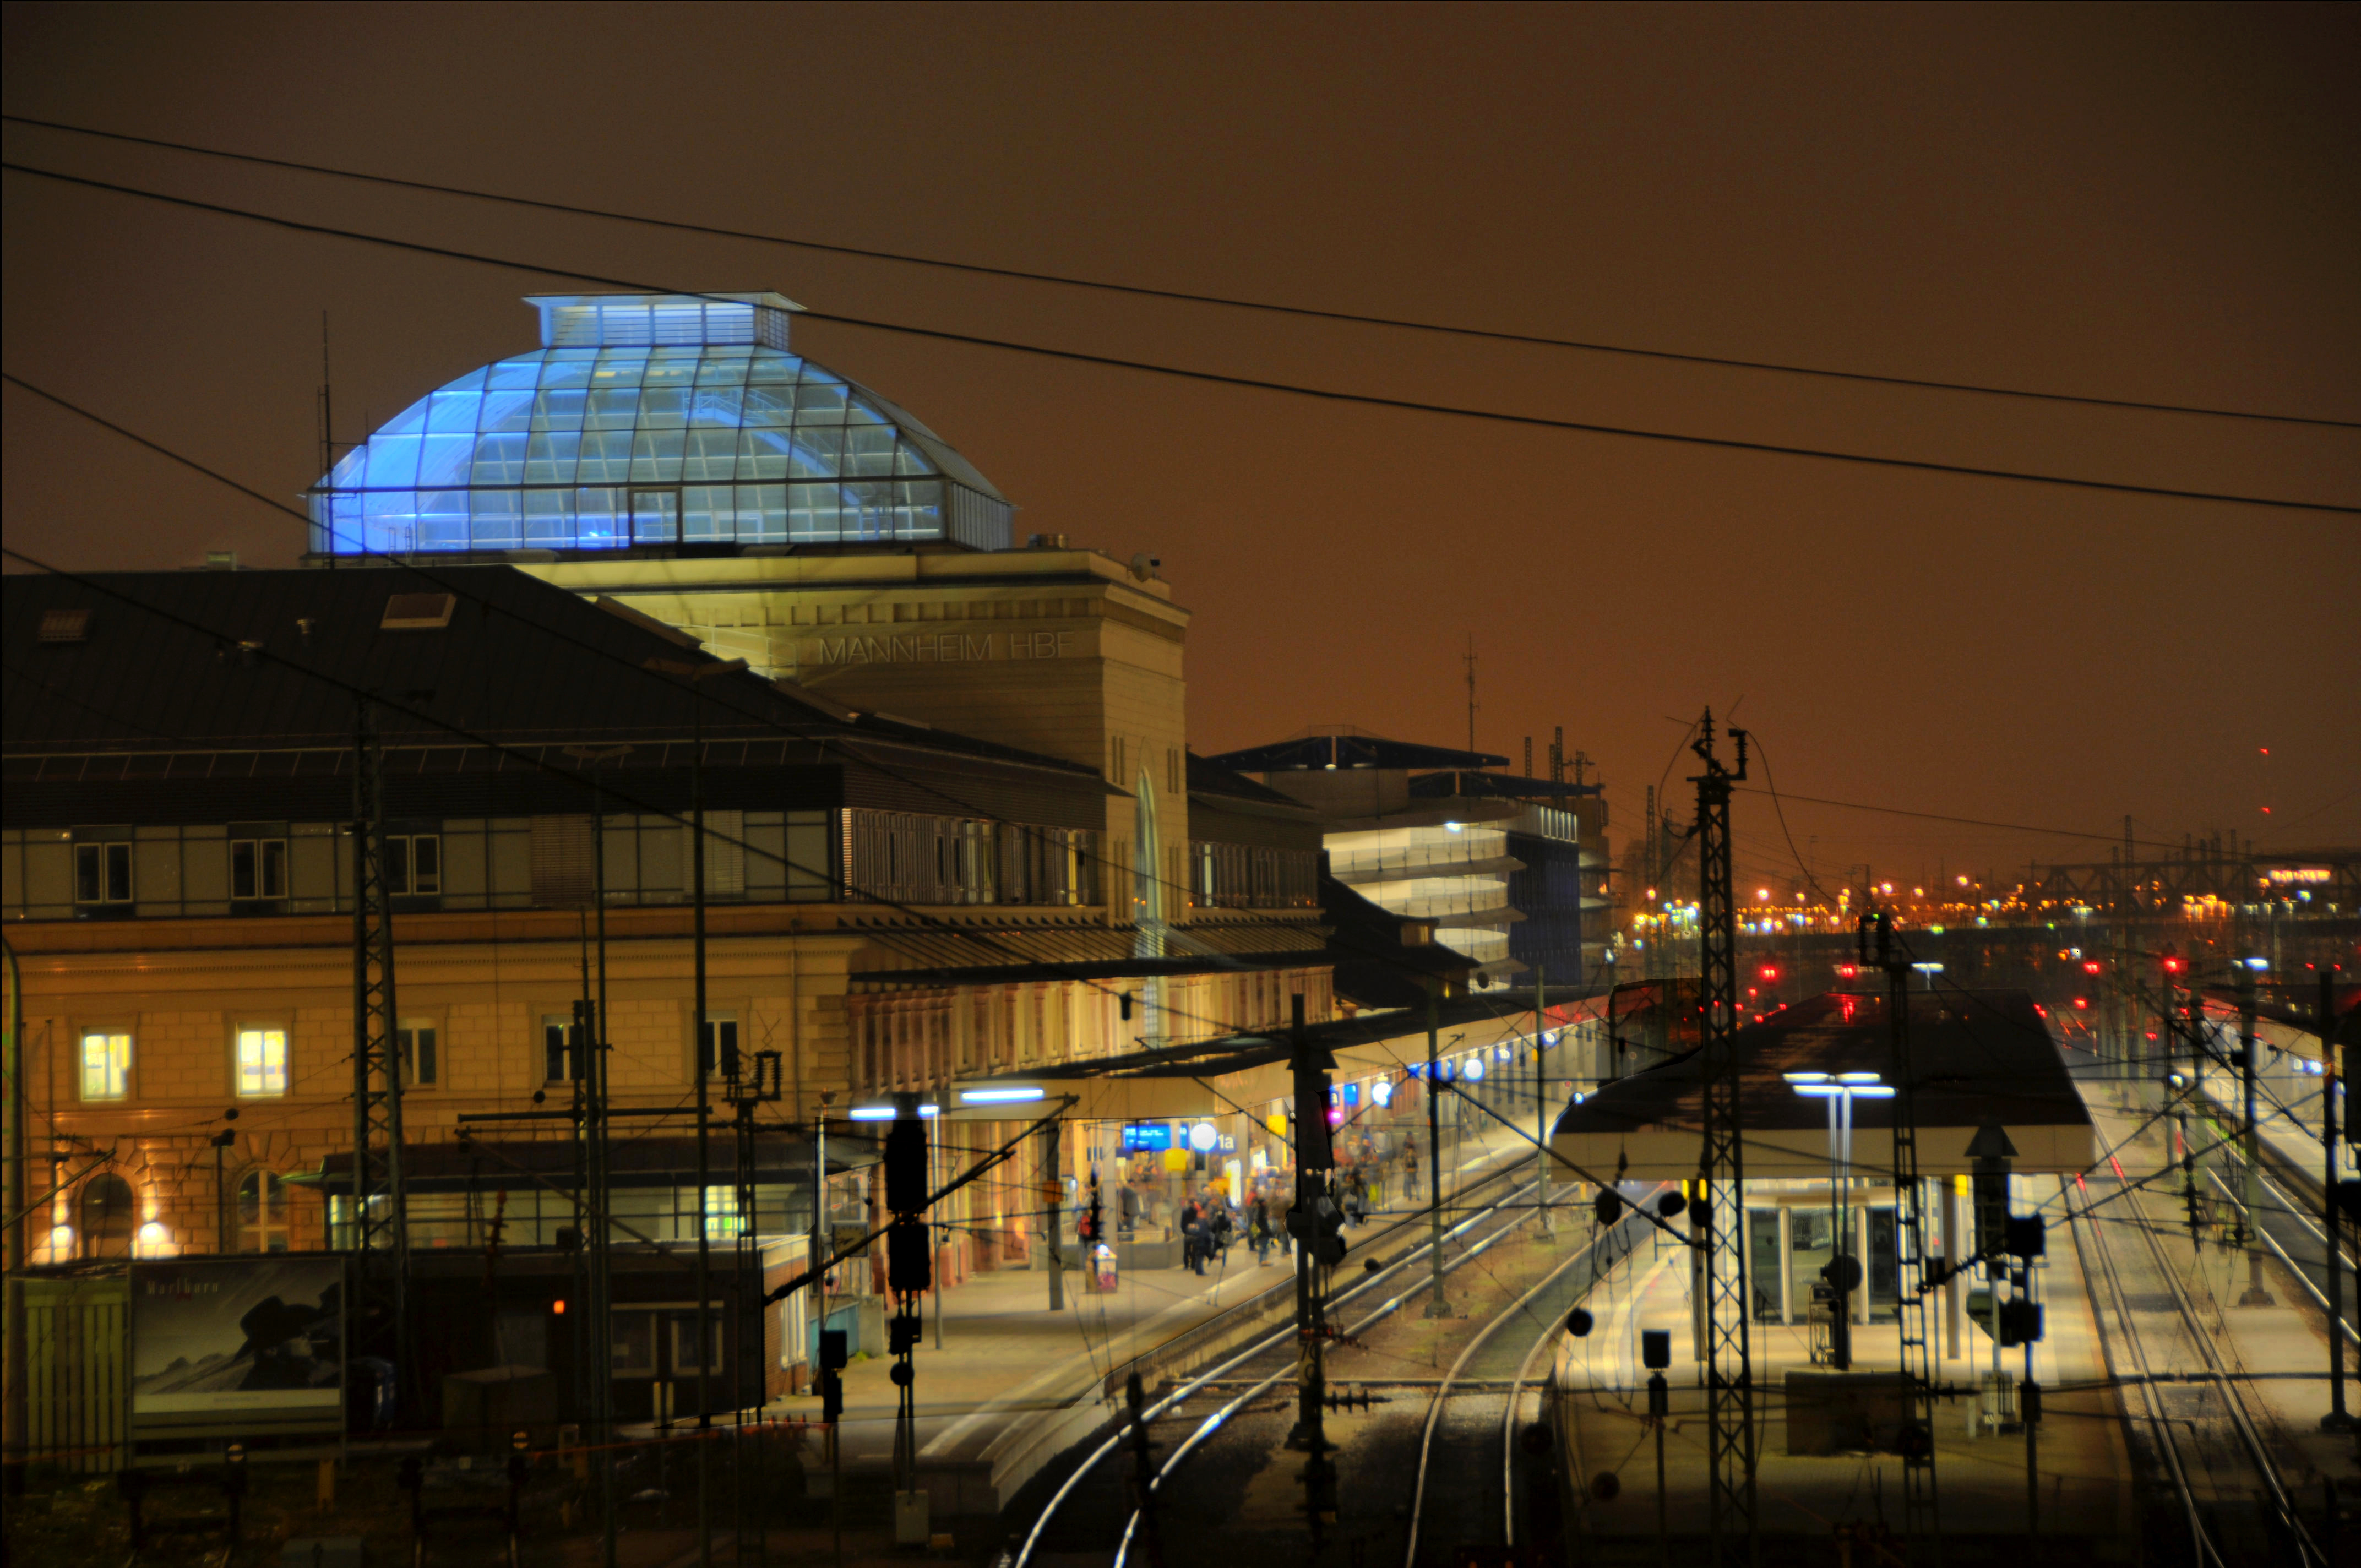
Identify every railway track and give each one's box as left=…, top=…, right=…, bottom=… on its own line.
left=1398, top=1193, right=1659, bottom=1566
left=2068, top=1166, right=2324, bottom=1566
left=1013, top=1165, right=1665, bottom=1567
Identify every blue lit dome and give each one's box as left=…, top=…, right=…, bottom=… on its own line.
left=308, top=292, right=1011, bottom=557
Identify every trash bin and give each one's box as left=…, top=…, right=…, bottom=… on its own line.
left=1095, top=1243, right=1118, bottom=1293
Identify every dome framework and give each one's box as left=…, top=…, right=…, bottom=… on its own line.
left=307, top=292, right=1013, bottom=557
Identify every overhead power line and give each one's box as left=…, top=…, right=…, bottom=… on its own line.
left=8, top=112, right=2352, bottom=433
left=0, top=369, right=1541, bottom=1061
left=1728, top=786, right=2229, bottom=855
left=4, top=160, right=2355, bottom=516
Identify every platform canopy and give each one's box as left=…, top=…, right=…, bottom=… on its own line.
left=1551, top=989, right=2094, bottom=1182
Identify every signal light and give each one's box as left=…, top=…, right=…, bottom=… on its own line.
left=2081, top=961, right=2103, bottom=975
left=1835, top=965, right=1859, bottom=979
left=2074, top=998, right=2088, bottom=1009
left=1759, top=966, right=1779, bottom=982
left=551, top=1299, right=567, bottom=1315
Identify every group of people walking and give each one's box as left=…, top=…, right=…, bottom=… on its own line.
left=1173, top=1165, right=1385, bottom=1277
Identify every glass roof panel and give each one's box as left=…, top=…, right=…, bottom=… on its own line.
left=311, top=337, right=1005, bottom=555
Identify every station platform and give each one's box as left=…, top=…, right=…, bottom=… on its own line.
left=1551, top=1193, right=2135, bottom=1561
left=761, top=1090, right=1571, bottom=1524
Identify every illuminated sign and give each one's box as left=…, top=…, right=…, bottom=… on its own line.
left=1120, top=1124, right=1172, bottom=1153
left=2266, top=868, right=2331, bottom=885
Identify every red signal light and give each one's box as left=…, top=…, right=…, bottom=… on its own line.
left=2073, top=998, right=2088, bottom=1010
left=2081, top=961, right=2102, bottom=975
left=1835, top=965, right=1859, bottom=979
left=2162, top=958, right=2183, bottom=973
left=1759, top=966, right=1780, bottom=982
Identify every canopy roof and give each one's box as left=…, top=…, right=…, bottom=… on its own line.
left=1551, top=990, right=2095, bottom=1180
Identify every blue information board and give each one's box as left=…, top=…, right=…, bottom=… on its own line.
left=1120, top=1124, right=1174, bottom=1153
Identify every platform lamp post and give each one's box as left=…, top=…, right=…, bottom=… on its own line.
left=1785, top=1072, right=1895, bottom=1370
left=2235, top=957, right=2275, bottom=1308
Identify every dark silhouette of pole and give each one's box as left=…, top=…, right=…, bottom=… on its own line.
left=2324, top=970, right=2352, bottom=1433
left=1424, top=986, right=1449, bottom=1317
left=693, top=696, right=712, bottom=1566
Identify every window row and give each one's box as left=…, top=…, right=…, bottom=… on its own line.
left=44, top=1167, right=293, bottom=1260
left=1188, top=841, right=1321, bottom=911
left=842, top=811, right=1102, bottom=909
left=312, top=480, right=954, bottom=556
left=67, top=1008, right=751, bottom=1106
left=379, top=346, right=856, bottom=405
left=340, top=421, right=938, bottom=492
left=74, top=1025, right=290, bottom=1102
left=330, top=1180, right=812, bottom=1250
left=8, top=809, right=1100, bottom=922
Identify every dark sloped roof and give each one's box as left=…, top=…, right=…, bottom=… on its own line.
left=3, top=567, right=1108, bottom=802
left=1319, top=872, right=1475, bottom=1009
left=1185, top=750, right=1323, bottom=811
left=1554, top=990, right=2090, bottom=1141
left=1408, top=770, right=1602, bottom=801
left=1202, top=733, right=1509, bottom=773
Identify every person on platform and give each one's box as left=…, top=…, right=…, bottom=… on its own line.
left=1249, top=1191, right=1275, bottom=1264
left=1207, top=1196, right=1234, bottom=1263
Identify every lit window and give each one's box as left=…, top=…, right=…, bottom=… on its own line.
left=389, top=834, right=443, bottom=895
left=396, top=1020, right=438, bottom=1087
left=237, top=1027, right=289, bottom=1097
left=543, top=1015, right=580, bottom=1084
left=704, top=1184, right=744, bottom=1240
left=74, top=840, right=133, bottom=904
left=230, top=839, right=288, bottom=900
left=79, top=1031, right=131, bottom=1101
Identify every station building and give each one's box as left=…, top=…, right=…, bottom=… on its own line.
left=2, top=288, right=1351, bottom=1443
left=2, top=288, right=1600, bottom=1455
left=1203, top=729, right=1612, bottom=987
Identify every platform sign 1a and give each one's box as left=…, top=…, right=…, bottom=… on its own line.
left=130, top=1256, right=346, bottom=1441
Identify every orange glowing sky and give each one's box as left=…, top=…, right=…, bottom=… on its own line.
left=5, top=3, right=2357, bottom=892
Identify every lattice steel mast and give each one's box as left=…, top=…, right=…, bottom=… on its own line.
left=1690, top=711, right=1756, bottom=1564
left=350, top=700, right=412, bottom=1410
left=1873, top=912, right=1943, bottom=1558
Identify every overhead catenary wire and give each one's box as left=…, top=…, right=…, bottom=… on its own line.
left=7, top=112, right=2352, bottom=432
left=4, top=159, right=2354, bottom=515
left=0, top=369, right=1598, bottom=1142
left=2, top=528, right=1565, bottom=1151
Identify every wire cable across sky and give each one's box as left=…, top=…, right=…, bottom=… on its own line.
left=4, top=159, right=2354, bottom=516
left=8, top=112, right=2354, bottom=432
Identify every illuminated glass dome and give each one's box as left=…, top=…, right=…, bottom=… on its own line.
left=308, top=292, right=1012, bottom=557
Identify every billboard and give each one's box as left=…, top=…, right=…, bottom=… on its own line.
left=131, top=1257, right=345, bottom=1440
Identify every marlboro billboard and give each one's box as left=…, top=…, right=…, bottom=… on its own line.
left=131, top=1257, right=346, bottom=1440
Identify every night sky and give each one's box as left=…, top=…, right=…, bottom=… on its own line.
left=5, top=3, right=2356, bottom=894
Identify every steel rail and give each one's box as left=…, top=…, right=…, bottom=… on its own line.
left=1106, top=1177, right=1554, bottom=1568
left=2068, top=1174, right=2226, bottom=1568
left=1015, top=1157, right=1538, bottom=1568
left=2205, top=1166, right=2361, bottom=1347
left=2122, top=1165, right=2322, bottom=1564
left=1497, top=1207, right=1653, bottom=1545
